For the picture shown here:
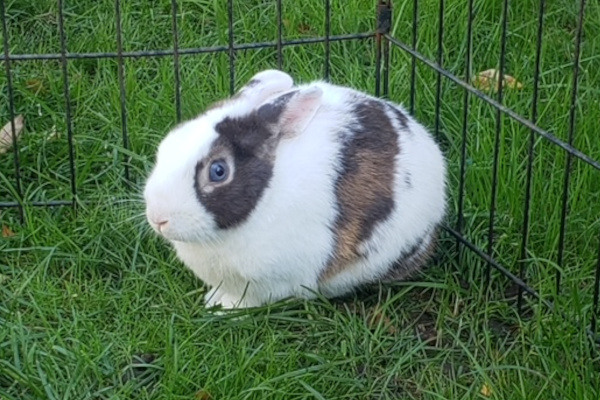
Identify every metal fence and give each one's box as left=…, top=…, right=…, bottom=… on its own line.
left=1, top=0, right=599, bottom=344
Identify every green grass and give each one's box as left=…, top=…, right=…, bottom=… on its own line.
left=1, top=0, right=600, bottom=398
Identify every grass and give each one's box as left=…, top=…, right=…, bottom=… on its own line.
left=1, top=0, right=600, bottom=398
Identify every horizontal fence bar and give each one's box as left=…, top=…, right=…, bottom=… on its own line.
left=0, top=200, right=73, bottom=208
left=0, top=33, right=374, bottom=62
left=384, top=34, right=600, bottom=172
left=444, top=225, right=550, bottom=307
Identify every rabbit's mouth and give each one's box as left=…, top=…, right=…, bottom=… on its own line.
left=147, top=214, right=217, bottom=244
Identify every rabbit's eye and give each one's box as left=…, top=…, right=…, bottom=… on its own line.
left=209, top=160, right=229, bottom=182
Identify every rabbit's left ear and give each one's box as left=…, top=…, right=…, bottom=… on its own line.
left=257, top=86, right=323, bottom=139
left=235, top=69, right=294, bottom=106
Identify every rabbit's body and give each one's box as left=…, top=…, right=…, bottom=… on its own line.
left=144, top=70, right=447, bottom=309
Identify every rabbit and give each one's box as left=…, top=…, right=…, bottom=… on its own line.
left=143, top=69, right=447, bottom=309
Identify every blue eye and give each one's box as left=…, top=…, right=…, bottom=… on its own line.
left=209, top=160, right=229, bottom=182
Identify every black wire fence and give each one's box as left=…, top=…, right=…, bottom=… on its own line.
left=1, top=0, right=599, bottom=344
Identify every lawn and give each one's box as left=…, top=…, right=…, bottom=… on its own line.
left=1, top=0, right=600, bottom=399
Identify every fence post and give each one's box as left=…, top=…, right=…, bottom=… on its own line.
left=375, top=0, right=392, bottom=98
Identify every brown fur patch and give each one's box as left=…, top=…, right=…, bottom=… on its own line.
left=381, top=228, right=439, bottom=281
left=320, top=99, right=400, bottom=281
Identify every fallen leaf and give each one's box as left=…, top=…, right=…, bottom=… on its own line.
left=368, top=307, right=398, bottom=335
left=26, top=78, right=45, bottom=94
left=480, top=383, right=492, bottom=397
left=473, top=68, right=523, bottom=91
left=195, top=389, right=213, bottom=400
left=2, top=225, right=15, bottom=237
left=0, top=115, right=25, bottom=155
left=298, top=22, right=311, bottom=34
left=282, top=19, right=291, bottom=29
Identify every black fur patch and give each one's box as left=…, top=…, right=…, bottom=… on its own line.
left=404, top=172, right=413, bottom=188
left=386, top=101, right=409, bottom=128
left=382, top=228, right=439, bottom=281
left=194, top=115, right=276, bottom=229
left=256, top=90, right=298, bottom=123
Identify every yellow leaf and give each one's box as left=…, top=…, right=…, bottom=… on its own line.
left=368, top=306, right=398, bottom=335
left=480, top=383, right=492, bottom=397
left=297, top=22, right=311, bottom=34
left=2, top=225, right=15, bottom=238
left=473, top=68, right=523, bottom=92
left=195, top=389, right=213, bottom=400
left=0, top=115, right=25, bottom=155
left=26, top=78, right=45, bottom=94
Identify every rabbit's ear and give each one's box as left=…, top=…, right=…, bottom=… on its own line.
left=257, top=86, right=323, bottom=139
left=235, top=69, right=294, bottom=106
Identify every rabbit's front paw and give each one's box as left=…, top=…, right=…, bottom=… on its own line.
left=204, top=287, right=249, bottom=310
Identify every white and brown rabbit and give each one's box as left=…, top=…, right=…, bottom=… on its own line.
left=143, top=69, right=447, bottom=309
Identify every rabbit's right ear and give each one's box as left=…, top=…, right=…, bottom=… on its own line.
left=235, top=69, right=294, bottom=106
left=257, top=85, right=323, bottom=139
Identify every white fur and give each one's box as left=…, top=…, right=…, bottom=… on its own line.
left=144, top=74, right=447, bottom=309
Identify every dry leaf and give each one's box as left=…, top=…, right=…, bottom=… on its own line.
left=480, top=383, right=492, bottom=397
left=368, top=307, right=398, bottom=335
left=473, top=68, right=523, bottom=91
left=26, top=78, right=45, bottom=94
left=2, top=225, right=15, bottom=237
left=298, top=22, right=311, bottom=34
left=195, top=389, right=213, bottom=400
left=0, top=115, right=25, bottom=155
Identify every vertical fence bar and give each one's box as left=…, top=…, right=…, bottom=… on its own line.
left=383, top=36, right=390, bottom=98
left=592, top=235, right=600, bottom=335
left=57, top=0, right=77, bottom=210
left=227, top=0, right=234, bottom=94
left=382, top=2, right=391, bottom=98
left=0, top=0, right=23, bottom=221
left=517, top=0, right=546, bottom=312
left=433, top=0, right=444, bottom=138
left=115, top=0, right=131, bottom=185
left=557, top=0, right=586, bottom=294
left=486, top=0, right=509, bottom=283
left=276, top=0, right=283, bottom=70
left=409, top=0, right=417, bottom=115
left=591, top=235, right=600, bottom=337
left=375, top=1, right=391, bottom=98
left=171, top=0, right=182, bottom=122
left=375, top=8, right=382, bottom=97
left=455, top=0, right=474, bottom=257
left=324, top=0, right=330, bottom=80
